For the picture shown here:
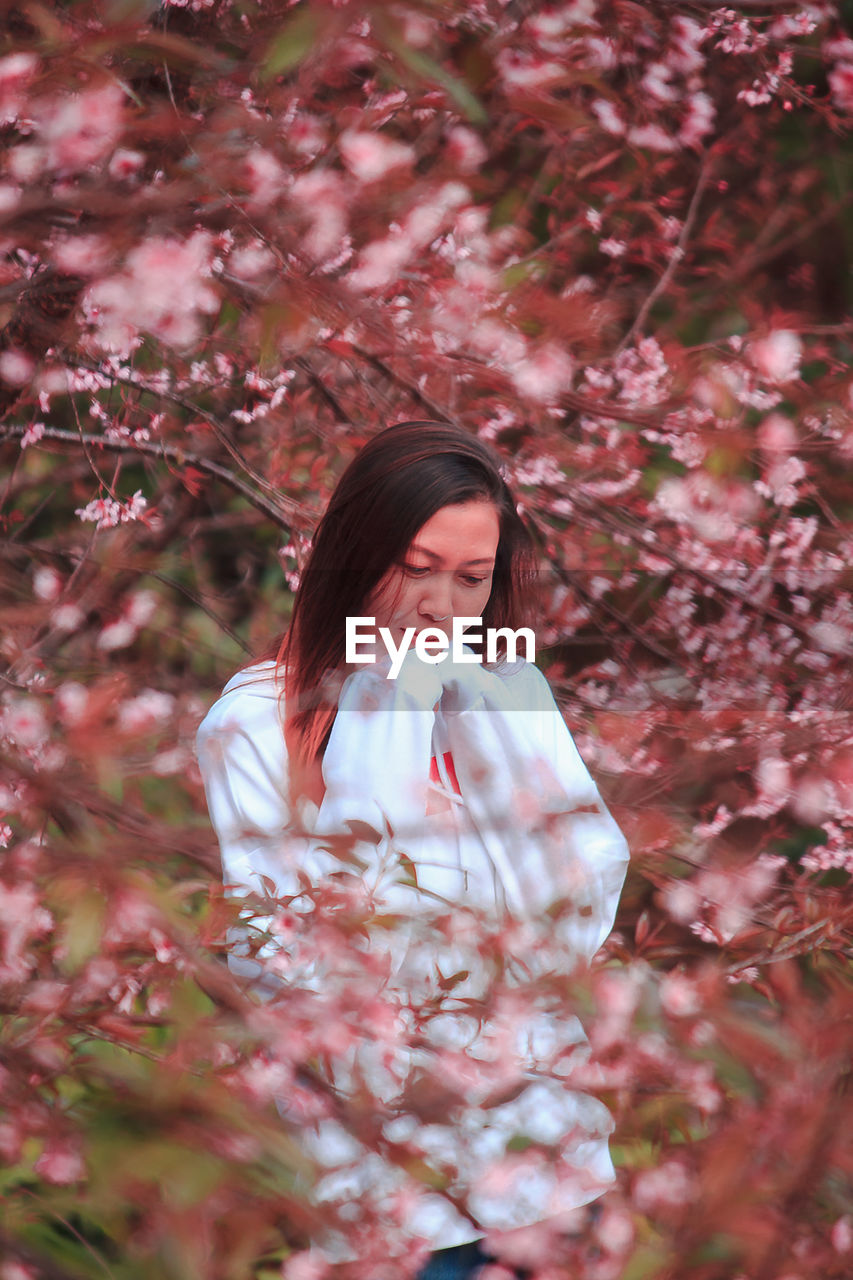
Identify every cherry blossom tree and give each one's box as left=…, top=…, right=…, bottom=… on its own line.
left=1, top=1, right=852, bottom=1277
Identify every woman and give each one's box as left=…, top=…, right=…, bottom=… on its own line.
left=196, top=421, right=629, bottom=1278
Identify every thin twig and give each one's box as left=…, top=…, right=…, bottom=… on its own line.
left=16, top=1190, right=118, bottom=1280
left=618, top=155, right=713, bottom=353
left=63, top=352, right=295, bottom=510
left=295, top=355, right=354, bottom=423
left=0, top=422, right=310, bottom=531
left=352, top=346, right=465, bottom=426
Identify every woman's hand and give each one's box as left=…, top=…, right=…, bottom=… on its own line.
left=438, top=649, right=506, bottom=716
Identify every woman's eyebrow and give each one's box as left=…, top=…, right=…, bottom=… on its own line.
left=408, top=545, right=495, bottom=567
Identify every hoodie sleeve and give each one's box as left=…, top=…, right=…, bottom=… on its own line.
left=441, top=659, right=629, bottom=966
left=195, top=669, right=300, bottom=901
left=195, top=659, right=441, bottom=989
left=195, top=657, right=442, bottom=906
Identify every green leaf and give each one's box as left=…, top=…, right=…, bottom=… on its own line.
left=263, top=10, right=321, bottom=78
left=58, top=889, right=107, bottom=973
left=376, top=20, right=487, bottom=124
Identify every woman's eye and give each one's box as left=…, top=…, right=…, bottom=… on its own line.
left=461, top=575, right=487, bottom=587
left=401, top=563, right=430, bottom=577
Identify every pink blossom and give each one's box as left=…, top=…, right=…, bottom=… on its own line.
left=34, top=1143, right=84, bottom=1185
left=810, top=619, right=850, bottom=656
left=764, top=454, right=806, bottom=506
left=594, top=1203, right=634, bottom=1255
left=829, top=62, right=853, bottom=113
left=770, top=13, right=817, bottom=41
left=0, top=183, right=21, bottom=212
left=20, top=421, right=45, bottom=448
left=0, top=52, right=37, bottom=125
left=108, top=147, right=144, bottom=179
left=118, top=689, right=175, bottom=734
left=0, top=882, right=53, bottom=981
left=75, top=490, right=148, bottom=530
left=510, top=344, right=573, bottom=403
left=245, top=147, right=286, bottom=207
left=281, top=1249, right=330, bottom=1280
left=669, top=16, right=707, bottom=74
left=470, top=319, right=526, bottom=366
left=229, top=241, right=277, bottom=279
left=802, top=828, right=853, bottom=875
left=662, top=879, right=700, bottom=926
left=582, top=36, right=617, bottom=71
left=592, top=98, right=625, bottom=135
left=56, top=682, right=88, bottom=724
left=715, top=16, right=767, bottom=56
left=750, top=330, right=802, bottom=383
left=339, top=129, right=415, bottom=183
left=51, top=603, right=84, bottom=633
left=446, top=125, right=487, bottom=172
left=97, top=618, right=136, bottom=651
left=654, top=473, right=758, bottom=542
left=2, top=1263, right=37, bottom=1280
left=642, top=62, right=678, bottom=104
left=600, top=237, right=626, bottom=257
left=513, top=454, right=567, bottom=487
left=287, top=110, right=327, bottom=157
left=21, top=979, right=66, bottom=1014
left=8, top=146, right=44, bottom=183
left=405, top=182, right=468, bottom=244
left=758, top=412, right=797, bottom=454
left=738, top=81, right=773, bottom=108
left=527, top=2, right=597, bottom=43
left=33, top=566, right=62, bottom=601
left=0, top=349, right=35, bottom=386
left=52, top=233, right=109, bottom=276
left=793, top=774, right=832, bottom=823
left=633, top=1160, right=694, bottom=1214
left=1, top=697, right=48, bottom=749
left=679, top=92, right=716, bottom=147
left=350, top=184, right=468, bottom=291
left=754, top=756, right=792, bottom=808
left=660, top=972, right=701, bottom=1018
left=84, top=233, right=218, bottom=354
left=669, top=431, right=705, bottom=468
left=127, top=589, right=157, bottom=626
left=615, top=337, right=670, bottom=406
left=291, top=171, right=348, bottom=261
left=38, top=83, right=124, bottom=172
left=628, top=123, right=677, bottom=152
left=0, top=52, right=37, bottom=88
left=496, top=49, right=564, bottom=91
left=832, top=1216, right=853, bottom=1253
left=823, top=36, right=853, bottom=63
left=152, top=746, right=189, bottom=776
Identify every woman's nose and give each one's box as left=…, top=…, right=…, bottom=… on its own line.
left=419, top=573, right=453, bottom=622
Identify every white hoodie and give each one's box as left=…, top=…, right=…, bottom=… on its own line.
left=196, top=652, right=629, bottom=1256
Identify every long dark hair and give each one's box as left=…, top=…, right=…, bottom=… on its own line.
left=276, top=420, right=536, bottom=793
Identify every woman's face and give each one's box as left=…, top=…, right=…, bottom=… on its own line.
left=364, top=500, right=500, bottom=647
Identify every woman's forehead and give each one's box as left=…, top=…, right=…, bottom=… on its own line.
left=407, top=501, right=500, bottom=562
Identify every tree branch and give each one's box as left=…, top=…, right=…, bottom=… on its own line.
left=618, top=155, right=713, bottom=353
left=0, top=422, right=311, bottom=532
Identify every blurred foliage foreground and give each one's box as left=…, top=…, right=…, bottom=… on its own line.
left=1, top=0, right=853, bottom=1277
